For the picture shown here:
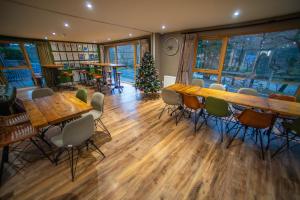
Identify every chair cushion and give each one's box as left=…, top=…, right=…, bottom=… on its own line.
left=51, top=134, right=64, bottom=147
left=82, top=110, right=102, bottom=120
left=44, top=126, right=61, bottom=140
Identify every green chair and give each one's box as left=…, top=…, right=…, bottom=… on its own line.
left=76, top=89, right=88, bottom=103
left=272, top=118, right=300, bottom=158
left=199, top=96, right=232, bottom=142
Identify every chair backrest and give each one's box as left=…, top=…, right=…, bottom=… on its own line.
left=209, top=83, right=226, bottom=91
left=238, top=109, right=275, bottom=129
left=191, top=79, right=205, bottom=87
left=205, top=96, right=231, bottom=117
left=91, top=92, right=104, bottom=112
left=161, top=88, right=182, bottom=105
left=183, top=94, right=202, bottom=110
left=32, top=88, right=54, bottom=99
left=237, top=88, right=258, bottom=96
left=62, top=114, right=94, bottom=146
left=76, top=89, right=88, bottom=103
left=269, top=93, right=296, bottom=102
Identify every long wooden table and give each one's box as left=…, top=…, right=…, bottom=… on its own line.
left=22, top=93, right=92, bottom=128
left=167, top=84, right=300, bottom=117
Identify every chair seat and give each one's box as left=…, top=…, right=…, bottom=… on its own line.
left=51, top=134, right=64, bottom=147
left=44, top=126, right=63, bottom=147
left=82, top=110, right=102, bottom=120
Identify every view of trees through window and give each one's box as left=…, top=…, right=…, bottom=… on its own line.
left=193, top=29, right=300, bottom=96
left=0, top=43, right=41, bottom=88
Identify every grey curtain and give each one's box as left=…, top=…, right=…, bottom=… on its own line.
left=36, top=41, right=53, bottom=65
left=176, top=34, right=197, bottom=84
left=140, top=39, right=150, bottom=60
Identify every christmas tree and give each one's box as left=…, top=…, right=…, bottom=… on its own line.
left=135, top=52, right=161, bottom=94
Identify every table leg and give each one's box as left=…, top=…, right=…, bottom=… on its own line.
left=30, top=139, right=53, bottom=163
left=0, top=145, right=9, bottom=184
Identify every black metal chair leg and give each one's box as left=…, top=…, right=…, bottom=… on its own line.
left=89, top=140, right=105, bottom=158
left=67, top=146, right=75, bottom=182
left=158, top=105, right=167, bottom=119
left=226, top=125, right=242, bottom=148
left=98, top=119, right=112, bottom=137
left=0, top=146, right=9, bottom=185
left=258, top=129, right=265, bottom=160
left=30, top=139, right=53, bottom=163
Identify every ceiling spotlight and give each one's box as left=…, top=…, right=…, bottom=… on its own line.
left=107, top=38, right=111, bottom=41
left=233, top=10, right=240, bottom=17
left=52, top=32, right=56, bottom=35
left=161, top=25, right=166, bottom=30
left=86, top=2, right=93, bottom=9
left=129, top=33, right=133, bottom=37
left=44, top=36, right=48, bottom=40
left=64, top=23, right=69, bottom=27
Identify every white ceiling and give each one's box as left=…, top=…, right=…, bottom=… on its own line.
left=0, top=0, right=299, bottom=42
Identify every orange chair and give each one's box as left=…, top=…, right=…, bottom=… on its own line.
left=227, top=109, right=276, bottom=159
left=181, top=94, right=204, bottom=132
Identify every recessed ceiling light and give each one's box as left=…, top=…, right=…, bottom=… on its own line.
left=233, top=10, right=240, bottom=17
left=44, top=36, right=48, bottom=40
left=52, top=32, right=56, bottom=35
left=161, top=25, right=166, bottom=30
left=129, top=33, right=133, bottom=37
left=64, top=23, right=69, bottom=28
left=86, top=2, right=93, bottom=9
left=107, top=38, right=111, bottom=41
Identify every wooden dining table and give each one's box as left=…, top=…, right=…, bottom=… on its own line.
left=166, top=83, right=300, bottom=117
left=22, top=93, right=92, bottom=128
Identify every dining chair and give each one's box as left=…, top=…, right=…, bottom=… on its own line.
left=182, top=93, right=204, bottom=132
left=199, top=96, right=232, bottom=142
left=272, top=118, right=300, bottom=158
left=159, top=88, right=183, bottom=125
left=76, top=88, right=88, bottom=103
left=47, top=114, right=105, bottom=181
left=32, top=88, right=54, bottom=99
left=191, top=79, right=205, bottom=87
left=82, top=92, right=111, bottom=137
left=232, top=88, right=259, bottom=112
left=226, top=109, right=276, bottom=159
left=209, top=83, right=226, bottom=91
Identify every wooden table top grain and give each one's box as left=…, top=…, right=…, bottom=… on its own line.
left=22, top=93, right=92, bottom=128
left=166, top=83, right=300, bottom=117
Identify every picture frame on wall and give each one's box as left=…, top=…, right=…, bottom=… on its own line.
left=52, top=52, right=60, bottom=61
left=65, top=43, right=71, bottom=51
left=50, top=42, right=58, bottom=51
left=92, top=44, right=97, bottom=52
left=71, top=43, right=77, bottom=51
left=83, top=44, right=88, bottom=51
left=72, top=52, right=79, bottom=60
left=84, top=52, right=89, bottom=60
left=78, top=53, right=84, bottom=60
left=77, top=44, right=83, bottom=51
left=89, top=53, right=94, bottom=60
left=67, top=52, right=73, bottom=60
left=59, top=52, right=67, bottom=60
left=58, top=43, right=65, bottom=51
left=88, top=44, right=93, bottom=51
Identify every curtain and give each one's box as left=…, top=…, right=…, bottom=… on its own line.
left=99, top=45, right=105, bottom=63
left=140, top=39, right=150, bottom=60
left=176, top=34, right=197, bottom=84
left=36, top=41, right=53, bottom=65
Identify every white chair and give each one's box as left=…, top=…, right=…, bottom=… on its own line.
left=47, top=114, right=105, bottom=181
left=209, top=83, right=226, bottom=91
left=159, top=88, right=183, bottom=124
left=82, top=92, right=111, bottom=137
left=32, top=88, right=54, bottom=99
left=191, top=79, right=205, bottom=87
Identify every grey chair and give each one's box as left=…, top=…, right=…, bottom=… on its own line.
left=191, top=79, right=205, bottom=87
left=32, top=88, right=54, bottom=99
left=159, top=88, right=183, bottom=124
left=47, top=114, right=105, bottom=181
left=237, top=88, right=258, bottom=96
left=209, top=83, right=226, bottom=91
left=82, top=92, right=111, bottom=137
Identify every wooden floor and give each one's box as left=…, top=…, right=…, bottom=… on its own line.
left=1, top=84, right=300, bottom=200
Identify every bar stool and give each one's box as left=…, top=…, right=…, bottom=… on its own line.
left=106, top=70, right=113, bottom=87
left=94, top=74, right=103, bottom=92
left=79, top=70, right=87, bottom=85
left=116, top=72, right=123, bottom=92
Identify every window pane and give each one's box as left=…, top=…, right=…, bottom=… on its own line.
left=136, top=43, right=140, bottom=64
left=0, top=43, right=26, bottom=67
left=25, top=43, right=42, bottom=74
left=109, top=47, right=115, bottom=63
left=117, top=45, right=134, bottom=83
left=192, top=72, right=218, bottom=87
left=3, top=69, right=34, bottom=88
left=223, top=29, right=300, bottom=96
left=195, top=39, right=222, bottom=70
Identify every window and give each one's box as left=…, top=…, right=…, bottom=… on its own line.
left=194, top=39, right=223, bottom=70
left=0, top=43, right=26, bottom=67
left=117, top=44, right=135, bottom=83
left=25, top=43, right=41, bottom=74
left=193, top=29, right=300, bottom=96
left=222, top=29, right=300, bottom=96
left=108, top=47, right=116, bottom=63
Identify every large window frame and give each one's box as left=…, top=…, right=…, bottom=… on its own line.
left=0, top=40, right=38, bottom=85
left=192, top=30, right=300, bottom=95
